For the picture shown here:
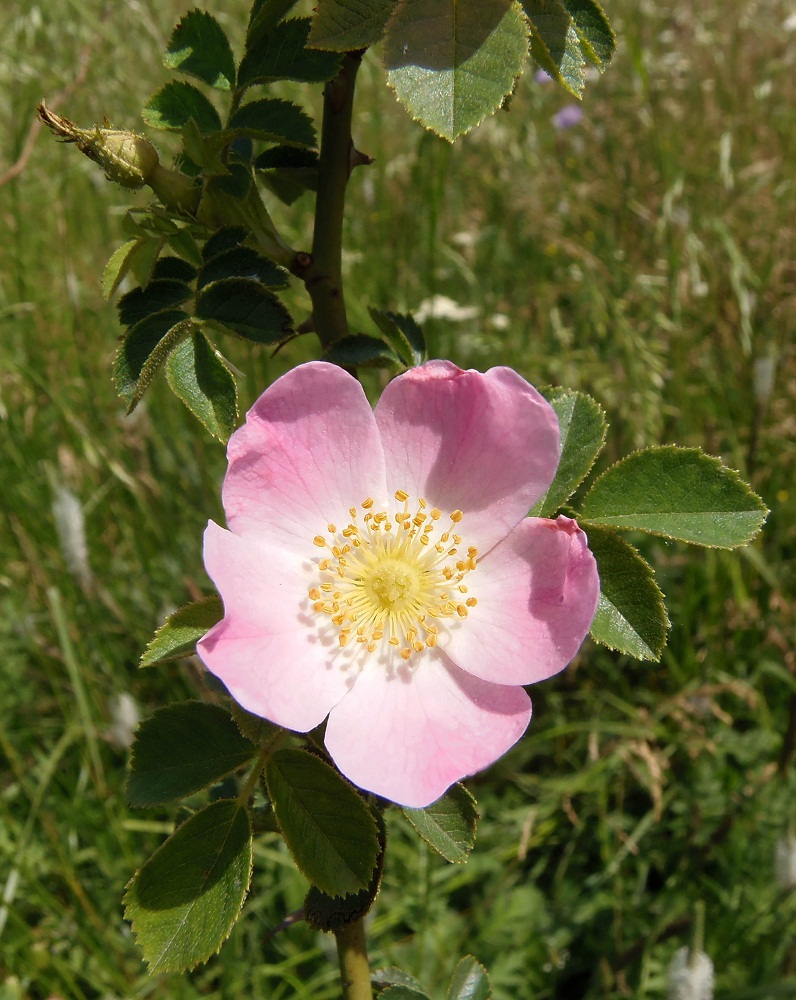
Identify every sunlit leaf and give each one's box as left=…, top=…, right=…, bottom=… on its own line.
left=532, top=388, right=607, bottom=516
left=579, top=447, right=769, bottom=547
left=140, top=595, right=224, bottom=667
left=127, top=702, right=256, bottom=807
left=585, top=524, right=670, bottom=661
left=239, top=18, right=343, bottom=87
left=266, top=748, right=379, bottom=897
left=309, top=0, right=398, bottom=50
left=165, top=10, right=236, bottom=90
left=383, top=0, right=529, bottom=141
left=165, top=331, right=238, bottom=442
left=142, top=81, right=222, bottom=133
left=402, top=783, right=478, bottom=862
left=124, top=800, right=252, bottom=973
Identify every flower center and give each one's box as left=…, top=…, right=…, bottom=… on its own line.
left=309, top=490, right=479, bottom=661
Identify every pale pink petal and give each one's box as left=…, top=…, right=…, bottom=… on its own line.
left=444, top=516, right=599, bottom=686
left=223, top=362, right=387, bottom=544
left=197, top=521, right=351, bottom=731
left=324, top=649, right=532, bottom=807
left=374, top=361, right=561, bottom=554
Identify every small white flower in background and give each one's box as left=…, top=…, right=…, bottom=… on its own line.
left=753, top=355, right=777, bottom=406
left=775, top=835, right=796, bottom=890
left=52, top=484, right=92, bottom=593
left=783, top=11, right=796, bottom=31
left=667, top=947, right=715, bottom=1000
left=108, top=693, right=141, bottom=750
left=414, top=295, right=478, bottom=324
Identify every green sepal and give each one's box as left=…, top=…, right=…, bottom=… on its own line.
left=117, top=279, right=193, bottom=327
left=140, top=595, right=224, bottom=668
left=585, top=524, right=670, bottom=661
left=165, top=9, right=237, bottom=91
left=308, top=0, right=398, bottom=50
left=369, top=308, right=427, bottom=367
left=383, top=0, right=530, bottom=142
left=265, top=748, right=380, bottom=897
left=446, top=957, right=491, bottom=1000
left=123, top=800, right=252, bottom=973
left=127, top=702, right=257, bottom=808
left=114, top=310, right=191, bottom=409
left=165, top=331, right=238, bottom=442
left=531, top=387, right=607, bottom=517
left=304, top=805, right=386, bottom=932
left=402, top=783, right=478, bottom=863
left=578, top=446, right=769, bottom=547
left=239, top=18, right=343, bottom=88
left=196, top=277, right=293, bottom=343
left=142, top=80, right=222, bottom=134
left=322, top=334, right=402, bottom=369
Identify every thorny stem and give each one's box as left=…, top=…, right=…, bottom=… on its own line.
left=335, top=918, right=373, bottom=1000
left=302, top=51, right=365, bottom=349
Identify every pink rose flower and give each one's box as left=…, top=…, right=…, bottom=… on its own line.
left=198, top=361, right=599, bottom=807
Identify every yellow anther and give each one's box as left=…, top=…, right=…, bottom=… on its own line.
left=327, top=523, right=336, bottom=533
left=419, top=498, right=427, bottom=509
left=430, top=508, right=441, bottom=520
left=450, top=510, right=463, bottom=523
left=401, top=648, right=412, bottom=660
left=339, top=634, right=348, bottom=647
left=420, top=536, right=430, bottom=546
left=313, top=600, right=326, bottom=612
left=309, top=588, right=321, bottom=600
left=456, top=604, right=468, bottom=618
left=321, top=582, right=333, bottom=592
left=466, top=597, right=478, bottom=607
left=349, top=507, right=357, bottom=518
left=453, top=534, right=462, bottom=544
left=362, top=497, right=374, bottom=509
left=394, top=489, right=409, bottom=502
left=426, top=633, right=437, bottom=647
left=314, top=536, right=326, bottom=547
left=413, top=641, right=424, bottom=653
left=413, top=513, right=427, bottom=526
left=389, top=636, right=400, bottom=646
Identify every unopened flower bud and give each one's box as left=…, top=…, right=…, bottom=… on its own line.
left=667, top=946, right=715, bottom=1000
left=37, top=101, right=158, bottom=187
left=37, top=101, right=199, bottom=213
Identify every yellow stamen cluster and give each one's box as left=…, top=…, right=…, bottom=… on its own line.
left=309, top=490, right=478, bottom=662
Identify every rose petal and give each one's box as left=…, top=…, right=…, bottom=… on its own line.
left=324, top=649, right=532, bottom=807
left=198, top=521, right=351, bottom=731
left=223, top=362, right=388, bottom=544
left=444, top=516, right=599, bottom=686
left=374, top=361, right=560, bottom=553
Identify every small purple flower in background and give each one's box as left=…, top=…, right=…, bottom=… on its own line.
left=553, top=105, right=585, bottom=130
left=535, top=68, right=553, bottom=85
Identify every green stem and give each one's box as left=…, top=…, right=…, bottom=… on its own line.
left=304, top=51, right=364, bottom=349
left=335, top=919, right=373, bottom=1000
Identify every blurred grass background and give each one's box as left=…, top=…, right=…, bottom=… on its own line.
left=1, top=0, right=795, bottom=997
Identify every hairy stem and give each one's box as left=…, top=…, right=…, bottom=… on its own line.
left=335, top=919, right=373, bottom=1000
left=304, top=51, right=364, bottom=349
